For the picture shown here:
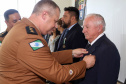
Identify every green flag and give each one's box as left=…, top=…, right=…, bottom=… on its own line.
left=29, top=40, right=44, bottom=51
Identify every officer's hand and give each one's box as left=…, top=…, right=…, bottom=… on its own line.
left=72, top=48, right=88, bottom=58
left=83, top=54, right=95, bottom=69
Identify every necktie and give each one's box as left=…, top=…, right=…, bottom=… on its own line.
left=85, top=43, right=91, bottom=49
left=57, top=29, right=69, bottom=49
left=62, top=29, right=69, bottom=39
left=80, top=43, right=91, bottom=61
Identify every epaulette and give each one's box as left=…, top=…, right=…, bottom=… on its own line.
left=0, top=31, right=8, bottom=37
left=26, top=26, right=38, bottom=35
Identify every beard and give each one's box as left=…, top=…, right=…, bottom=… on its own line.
left=62, top=20, right=71, bottom=29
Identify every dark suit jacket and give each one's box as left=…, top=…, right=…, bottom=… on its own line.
left=55, top=23, right=88, bottom=63
left=78, top=34, right=120, bottom=84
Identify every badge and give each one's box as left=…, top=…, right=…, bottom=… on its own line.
left=69, top=69, right=73, bottom=75
left=63, top=38, right=66, bottom=48
left=29, top=39, right=44, bottom=51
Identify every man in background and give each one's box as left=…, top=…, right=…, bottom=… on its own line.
left=56, top=7, right=88, bottom=63
left=77, top=13, right=120, bottom=84
left=0, top=9, right=21, bottom=45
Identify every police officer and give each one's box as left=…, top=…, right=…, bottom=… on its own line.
left=0, top=0, right=95, bottom=84
left=0, top=9, right=21, bottom=46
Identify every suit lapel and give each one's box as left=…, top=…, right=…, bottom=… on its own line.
left=87, top=34, right=106, bottom=54
left=65, top=23, right=79, bottom=38
left=57, top=24, right=79, bottom=50
left=57, top=29, right=67, bottom=49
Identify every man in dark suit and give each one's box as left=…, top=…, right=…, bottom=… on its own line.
left=56, top=7, right=88, bottom=63
left=78, top=13, right=120, bottom=84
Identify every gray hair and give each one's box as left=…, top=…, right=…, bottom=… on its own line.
left=85, top=13, right=106, bottom=31
left=32, top=0, right=60, bottom=16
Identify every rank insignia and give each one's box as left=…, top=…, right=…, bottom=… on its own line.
left=0, top=31, right=8, bottom=37
left=26, top=26, right=38, bottom=35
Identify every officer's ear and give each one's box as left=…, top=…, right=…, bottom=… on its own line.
left=41, top=11, right=48, bottom=20
left=5, top=20, right=9, bottom=25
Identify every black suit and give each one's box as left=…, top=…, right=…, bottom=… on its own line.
left=78, top=34, right=120, bottom=84
left=55, top=23, right=88, bottom=63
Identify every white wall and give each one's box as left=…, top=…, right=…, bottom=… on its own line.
left=0, top=0, right=39, bottom=32
left=86, top=0, right=126, bottom=83
left=53, top=0, right=75, bottom=18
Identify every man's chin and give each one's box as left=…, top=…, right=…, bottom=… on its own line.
left=85, top=36, right=88, bottom=40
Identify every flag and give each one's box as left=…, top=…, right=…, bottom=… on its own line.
left=29, top=40, right=44, bottom=51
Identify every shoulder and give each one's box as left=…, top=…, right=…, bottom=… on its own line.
left=102, top=36, right=116, bottom=48
left=25, top=26, right=38, bottom=35
left=74, top=23, right=82, bottom=29
left=97, top=36, right=118, bottom=54
left=0, top=31, right=8, bottom=37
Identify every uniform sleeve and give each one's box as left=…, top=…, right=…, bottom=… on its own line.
left=17, top=36, right=86, bottom=83
left=51, top=50, right=73, bottom=64
left=0, top=37, right=3, bottom=46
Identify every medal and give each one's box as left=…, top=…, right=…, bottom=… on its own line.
left=63, top=45, right=66, bottom=48
left=63, top=38, right=66, bottom=48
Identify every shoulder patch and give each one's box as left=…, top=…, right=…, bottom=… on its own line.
left=0, top=41, right=2, bottom=46
left=26, top=26, right=38, bottom=35
left=0, top=31, right=8, bottom=37
left=69, top=69, right=73, bottom=75
left=29, top=39, right=44, bottom=51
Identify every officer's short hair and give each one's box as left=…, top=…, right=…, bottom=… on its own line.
left=32, top=0, right=60, bottom=16
left=64, top=7, right=79, bottom=21
left=4, top=9, right=19, bottom=21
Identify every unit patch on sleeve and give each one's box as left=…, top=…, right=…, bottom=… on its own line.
left=26, top=26, right=38, bottom=35
left=69, top=69, right=73, bottom=75
left=0, top=41, right=2, bottom=46
left=29, top=39, right=44, bottom=51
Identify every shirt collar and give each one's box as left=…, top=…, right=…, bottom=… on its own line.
left=28, top=18, right=41, bottom=33
left=89, top=33, right=104, bottom=45
left=67, top=23, right=77, bottom=30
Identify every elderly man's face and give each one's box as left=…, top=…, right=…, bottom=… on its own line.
left=82, top=16, right=100, bottom=43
